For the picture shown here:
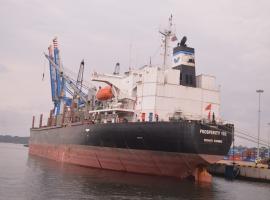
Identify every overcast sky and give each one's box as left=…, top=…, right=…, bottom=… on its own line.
left=0, top=0, right=269, bottom=147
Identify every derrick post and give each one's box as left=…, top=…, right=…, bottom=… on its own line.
left=32, top=116, right=35, bottom=128
left=39, top=114, right=43, bottom=128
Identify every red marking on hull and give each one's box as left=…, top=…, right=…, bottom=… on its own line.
left=29, top=144, right=222, bottom=180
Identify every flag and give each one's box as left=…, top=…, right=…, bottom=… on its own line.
left=205, top=104, right=211, bottom=111
left=171, top=35, right=178, bottom=42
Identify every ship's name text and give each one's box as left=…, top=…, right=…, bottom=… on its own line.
left=200, top=129, right=227, bottom=136
left=203, top=139, right=223, bottom=143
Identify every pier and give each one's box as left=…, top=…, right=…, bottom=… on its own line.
left=208, top=160, right=270, bottom=182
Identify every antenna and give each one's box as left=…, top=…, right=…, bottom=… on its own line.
left=159, top=14, right=174, bottom=70
left=169, top=14, right=173, bottom=27
left=129, top=42, right=132, bottom=69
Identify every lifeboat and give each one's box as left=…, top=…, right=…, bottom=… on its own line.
left=96, top=86, right=113, bottom=101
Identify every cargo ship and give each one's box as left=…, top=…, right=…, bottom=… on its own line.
left=29, top=17, right=233, bottom=183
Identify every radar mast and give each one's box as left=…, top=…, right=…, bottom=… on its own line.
left=159, top=14, right=174, bottom=69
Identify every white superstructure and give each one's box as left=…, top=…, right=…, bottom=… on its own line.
left=91, top=64, right=220, bottom=122
left=90, top=18, right=221, bottom=123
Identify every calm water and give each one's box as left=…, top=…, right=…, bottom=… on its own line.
left=0, top=143, right=269, bottom=200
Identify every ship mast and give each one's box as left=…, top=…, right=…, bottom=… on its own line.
left=159, top=15, right=174, bottom=69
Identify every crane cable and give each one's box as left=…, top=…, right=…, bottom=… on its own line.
left=42, top=57, right=46, bottom=81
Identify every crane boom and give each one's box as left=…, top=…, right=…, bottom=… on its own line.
left=48, top=45, right=58, bottom=103
left=76, top=60, right=84, bottom=91
left=44, top=54, right=89, bottom=103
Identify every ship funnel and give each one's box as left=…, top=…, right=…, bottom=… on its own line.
left=173, top=37, right=195, bottom=68
left=172, top=36, right=196, bottom=87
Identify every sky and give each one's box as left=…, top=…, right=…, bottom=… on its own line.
left=0, top=0, right=269, bottom=147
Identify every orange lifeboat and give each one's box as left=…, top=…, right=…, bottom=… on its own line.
left=96, top=86, right=113, bottom=101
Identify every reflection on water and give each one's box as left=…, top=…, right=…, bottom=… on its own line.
left=0, top=143, right=270, bottom=200
left=26, top=155, right=215, bottom=200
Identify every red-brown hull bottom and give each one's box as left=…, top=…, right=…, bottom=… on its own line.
left=29, top=144, right=221, bottom=182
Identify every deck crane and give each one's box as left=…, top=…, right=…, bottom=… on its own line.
left=45, top=54, right=89, bottom=103
left=46, top=38, right=96, bottom=116
left=48, top=39, right=64, bottom=116
left=76, top=60, right=84, bottom=92
left=74, top=60, right=84, bottom=102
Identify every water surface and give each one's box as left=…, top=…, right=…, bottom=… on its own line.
left=0, top=143, right=269, bottom=200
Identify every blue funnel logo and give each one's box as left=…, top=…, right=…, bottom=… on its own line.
left=174, top=57, right=180, bottom=63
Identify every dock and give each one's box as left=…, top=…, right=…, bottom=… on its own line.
left=208, top=160, right=270, bottom=182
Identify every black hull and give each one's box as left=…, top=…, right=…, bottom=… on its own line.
left=30, top=121, right=233, bottom=156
